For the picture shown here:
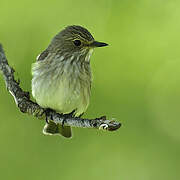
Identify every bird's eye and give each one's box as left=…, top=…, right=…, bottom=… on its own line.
left=73, top=40, right=81, bottom=46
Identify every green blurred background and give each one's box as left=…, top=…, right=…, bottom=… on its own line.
left=0, top=0, right=180, bottom=179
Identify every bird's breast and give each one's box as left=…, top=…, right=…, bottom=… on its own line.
left=32, top=59, right=92, bottom=116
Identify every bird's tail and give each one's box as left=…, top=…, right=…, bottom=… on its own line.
left=43, top=121, right=72, bottom=138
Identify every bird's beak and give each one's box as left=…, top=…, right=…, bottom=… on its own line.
left=90, top=41, right=108, bottom=48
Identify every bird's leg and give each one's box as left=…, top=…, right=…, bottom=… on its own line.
left=62, top=109, right=76, bottom=127
left=95, top=115, right=107, bottom=120
left=41, top=108, right=54, bottom=124
left=78, top=113, right=84, bottom=118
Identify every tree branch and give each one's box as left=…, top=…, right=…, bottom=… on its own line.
left=0, top=44, right=121, bottom=132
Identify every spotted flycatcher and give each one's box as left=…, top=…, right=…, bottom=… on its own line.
left=32, top=25, right=108, bottom=138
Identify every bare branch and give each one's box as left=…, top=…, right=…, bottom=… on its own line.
left=0, top=44, right=121, bottom=131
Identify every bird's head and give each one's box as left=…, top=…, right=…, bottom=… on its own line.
left=49, top=25, right=108, bottom=62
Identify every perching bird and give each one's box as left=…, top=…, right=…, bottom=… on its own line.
left=31, top=25, right=108, bottom=138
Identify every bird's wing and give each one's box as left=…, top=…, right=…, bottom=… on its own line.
left=36, top=49, right=49, bottom=61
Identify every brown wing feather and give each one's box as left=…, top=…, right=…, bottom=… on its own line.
left=37, top=49, right=49, bottom=61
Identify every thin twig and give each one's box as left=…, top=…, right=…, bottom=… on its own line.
left=0, top=44, right=121, bottom=131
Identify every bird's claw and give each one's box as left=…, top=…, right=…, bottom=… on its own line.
left=95, top=115, right=107, bottom=120
left=42, top=108, right=54, bottom=124
left=61, top=109, right=76, bottom=127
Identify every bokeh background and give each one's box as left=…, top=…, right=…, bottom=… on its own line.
left=0, top=0, right=180, bottom=179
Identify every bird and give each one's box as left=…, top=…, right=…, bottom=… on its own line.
left=31, top=25, right=108, bottom=138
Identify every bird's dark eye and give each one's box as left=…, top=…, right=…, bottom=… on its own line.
left=73, top=40, right=81, bottom=46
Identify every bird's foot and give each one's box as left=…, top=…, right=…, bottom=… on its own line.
left=62, top=110, right=76, bottom=127
left=66, top=109, right=76, bottom=118
left=41, top=108, right=54, bottom=124
left=95, top=115, right=107, bottom=120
